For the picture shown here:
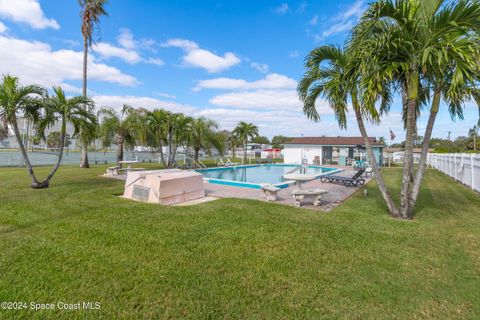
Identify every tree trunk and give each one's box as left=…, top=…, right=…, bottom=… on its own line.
left=116, top=138, right=124, bottom=167
left=194, top=147, right=200, bottom=161
left=39, top=120, right=67, bottom=188
left=409, top=89, right=440, bottom=214
left=158, top=139, right=166, bottom=167
left=80, top=36, right=89, bottom=168
left=352, top=94, right=399, bottom=217
left=167, top=131, right=173, bottom=167
left=400, top=70, right=418, bottom=219
left=11, top=116, right=41, bottom=187
left=244, top=141, right=247, bottom=163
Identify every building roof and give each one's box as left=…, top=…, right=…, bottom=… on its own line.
left=284, top=136, right=385, bottom=147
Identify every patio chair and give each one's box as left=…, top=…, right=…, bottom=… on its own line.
left=226, top=157, right=240, bottom=166
left=320, top=168, right=366, bottom=187
left=364, top=167, right=373, bottom=177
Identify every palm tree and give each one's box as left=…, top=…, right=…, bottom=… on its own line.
left=36, top=87, right=96, bottom=188
left=144, top=109, right=170, bottom=167
left=79, top=0, right=108, bottom=168
left=167, top=113, right=193, bottom=167
left=0, top=75, right=46, bottom=188
left=188, top=117, right=223, bottom=161
left=355, top=0, right=480, bottom=218
left=468, top=125, right=478, bottom=151
left=298, top=45, right=399, bottom=217
left=97, top=105, right=141, bottom=167
left=233, top=121, right=259, bottom=162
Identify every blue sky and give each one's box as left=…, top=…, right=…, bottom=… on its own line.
left=0, top=0, right=478, bottom=142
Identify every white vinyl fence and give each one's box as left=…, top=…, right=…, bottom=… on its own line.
left=427, top=153, right=480, bottom=192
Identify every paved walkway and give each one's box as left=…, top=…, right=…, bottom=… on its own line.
left=205, top=168, right=371, bottom=211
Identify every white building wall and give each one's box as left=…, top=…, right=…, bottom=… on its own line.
left=284, top=147, right=303, bottom=164
left=303, top=147, right=323, bottom=164
left=284, top=146, right=323, bottom=164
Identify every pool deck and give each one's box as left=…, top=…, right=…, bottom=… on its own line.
left=107, top=165, right=371, bottom=211
left=204, top=165, right=371, bottom=211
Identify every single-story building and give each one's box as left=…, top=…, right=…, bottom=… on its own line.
left=283, top=136, right=386, bottom=166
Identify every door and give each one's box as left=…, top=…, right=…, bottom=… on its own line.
left=322, top=147, right=332, bottom=164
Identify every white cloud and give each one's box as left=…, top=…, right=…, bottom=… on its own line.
left=92, top=95, right=196, bottom=114
left=0, top=35, right=138, bottom=88
left=162, top=38, right=240, bottom=73
left=145, top=57, right=164, bottom=66
left=0, top=0, right=59, bottom=29
left=117, top=28, right=136, bottom=50
left=93, top=42, right=142, bottom=64
left=288, top=50, right=300, bottom=58
left=314, top=0, right=365, bottom=42
left=195, top=73, right=297, bottom=91
left=274, top=3, right=289, bottom=15
left=155, top=92, right=176, bottom=99
left=251, top=62, right=269, bottom=74
left=0, top=21, right=6, bottom=33
left=93, top=29, right=163, bottom=66
left=195, top=106, right=405, bottom=139
left=297, top=2, right=307, bottom=14
left=309, top=15, right=318, bottom=26
left=208, top=89, right=330, bottom=112
left=162, top=38, right=198, bottom=50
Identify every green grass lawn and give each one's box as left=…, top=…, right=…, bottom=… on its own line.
left=0, top=166, right=479, bottom=319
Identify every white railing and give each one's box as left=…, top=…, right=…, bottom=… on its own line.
left=427, top=153, right=480, bottom=192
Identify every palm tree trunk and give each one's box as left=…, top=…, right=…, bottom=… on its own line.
left=409, top=89, right=440, bottom=214
left=352, top=94, right=399, bottom=217
left=11, top=116, right=40, bottom=188
left=168, top=131, right=173, bottom=167
left=194, top=147, right=200, bottom=161
left=40, top=120, right=67, bottom=188
left=117, top=141, right=124, bottom=167
left=244, top=140, right=247, bottom=163
left=158, top=139, right=166, bottom=166
left=80, top=36, right=90, bottom=168
left=400, top=71, right=419, bottom=219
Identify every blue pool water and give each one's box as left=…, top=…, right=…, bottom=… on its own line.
left=197, top=164, right=340, bottom=189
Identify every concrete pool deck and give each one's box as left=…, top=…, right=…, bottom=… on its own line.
left=204, top=166, right=371, bottom=211
left=107, top=165, right=371, bottom=211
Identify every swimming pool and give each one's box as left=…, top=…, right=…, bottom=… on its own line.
left=197, top=164, right=341, bottom=189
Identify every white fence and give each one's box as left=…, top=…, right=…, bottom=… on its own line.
left=427, top=153, right=480, bottom=192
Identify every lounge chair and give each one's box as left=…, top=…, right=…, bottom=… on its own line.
left=226, top=158, right=240, bottom=166
left=320, top=168, right=366, bottom=187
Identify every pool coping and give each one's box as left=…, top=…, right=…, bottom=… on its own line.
left=196, top=164, right=343, bottom=189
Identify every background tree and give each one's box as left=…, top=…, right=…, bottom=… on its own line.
left=188, top=117, right=223, bottom=161
left=233, top=121, right=259, bottom=161
left=97, top=105, right=141, bottom=167
left=0, top=75, right=45, bottom=188
left=36, top=87, right=96, bottom=188
left=252, top=135, right=270, bottom=145
left=167, top=113, right=193, bottom=167
left=79, top=0, right=108, bottom=168
left=144, top=109, right=170, bottom=167
left=271, top=135, right=290, bottom=149
left=469, top=125, right=478, bottom=151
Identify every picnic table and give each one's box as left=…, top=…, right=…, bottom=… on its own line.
left=283, top=173, right=317, bottom=192
left=118, top=160, right=140, bottom=169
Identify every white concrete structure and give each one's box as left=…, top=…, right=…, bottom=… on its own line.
left=428, top=153, right=480, bottom=192
left=123, top=169, right=205, bottom=205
